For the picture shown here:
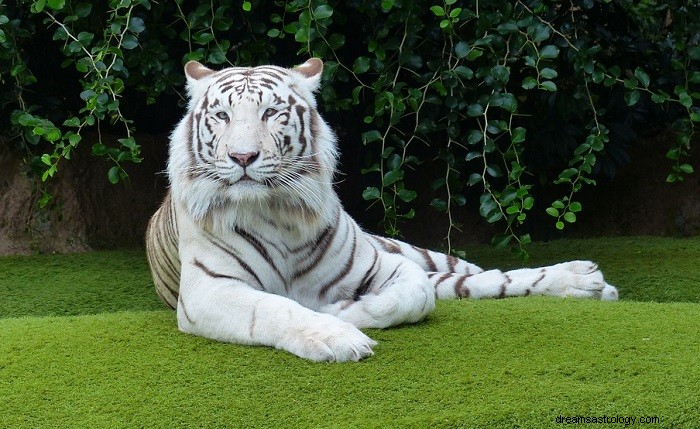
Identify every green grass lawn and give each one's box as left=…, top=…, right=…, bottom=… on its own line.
left=1, top=237, right=699, bottom=428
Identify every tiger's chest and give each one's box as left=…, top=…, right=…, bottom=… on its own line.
left=181, top=206, right=362, bottom=309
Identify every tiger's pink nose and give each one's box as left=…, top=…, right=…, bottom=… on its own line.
left=229, top=151, right=259, bottom=166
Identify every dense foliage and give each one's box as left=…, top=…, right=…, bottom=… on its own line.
left=1, top=0, right=697, bottom=253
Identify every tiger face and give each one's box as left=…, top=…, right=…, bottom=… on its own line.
left=170, top=59, right=338, bottom=223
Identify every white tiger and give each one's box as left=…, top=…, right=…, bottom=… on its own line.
left=145, top=58, right=618, bottom=362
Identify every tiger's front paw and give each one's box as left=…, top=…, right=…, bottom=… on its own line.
left=279, top=314, right=377, bottom=362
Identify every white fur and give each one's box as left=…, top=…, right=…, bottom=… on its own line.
left=149, top=59, right=619, bottom=362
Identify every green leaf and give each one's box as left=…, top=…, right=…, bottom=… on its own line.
left=128, top=17, right=145, bottom=33
left=486, top=165, right=502, bottom=178
left=313, top=5, right=333, bottom=19
left=74, top=3, right=91, bottom=17
left=121, top=34, right=138, bottom=49
left=452, top=194, right=466, bottom=206
left=107, top=166, right=121, bottom=184
left=466, top=48, right=483, bottom=61
left=361, top=130, right=382, bottom=145
left=563, top=212, right=577, bottom=223
left=539, top=81, right=557, bottom=92
left=242, top=1, right=251, bottom=12
left=530, top=23, right=551, bottom=42
left=546, top=207, right=559, bottom=217
left=328, top=33, right=345, bottom=49
left=400, top=209, right=415, bottom=219
left=539, top=68, right=558, bottom=79
left=539, top=45, right=559, bottom=59
left=431, top=198, right=448, bottom=212
left=625, top=90, right=640, bottom=106
left=67, top=133, right=81, bottom=146
left=490, top=93, right=517, bottom=112
left=467, top=173, right=481, bottom=186
left=397, top=189, right=417, bottom=202
left=454, top=41, right=470, bottom=59
left=465, top=151, right=481, bottom=161
left=118, top=137, right=138, bottom=150
left=506, top=205, right=520, bottom=215
left=467, top=130, right=482, bottom=145
left=353, top=57, right=370, bottom=74
left=522, top=77, right=537, bottom=90
left=486, top=210, right=503, bottom=223
left=678, top=92, right=692, bottom=108
left=511, top=127, right=526, bottom=143
left=430, top=5, right=445, bottom=16
left=555, top=221, right=565, bottom=230
left=491, top=65, right=510, bottom=83
left=380, top=147, right=395, bottom=159
left=31, top=0, right=46, bottom=13
left=467, top=103, right=483, bottom=117
left=387, top=153, right=401, bottom=171
left=62, top=117, right=80, bottom=127
left=492, top=234, right=512, bottom=249
left=496, top=22, right=518, bottom=34
left=634, top=68, right=650, bottom=88
left=453, top=66, right=473, bottom=79
left=362, top=187, right=380, bottom=201
left=38, top=191, right=52, bottom=208
left=46, top=0, right=65, bottom=10
left=569, top=202, right=582, bottom=212
left=689, top=46, right=700, bottom=61
left=92, top=144, right=108, bottom=156
left=679, top=164, right=694, bottom=174
left=591, top=69, right=605, bottom=83
left=383, top=170, right=404, bottom=186
left=651, top=93, right=668, bottom=104
left=45, top=128, right=61, bottom=142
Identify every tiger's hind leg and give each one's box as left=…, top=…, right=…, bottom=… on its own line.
left=367, top=235, right=618, bottom=301
left=431, top=260, right=619, bottom=301
left=321, top=252, right=436, bottom=329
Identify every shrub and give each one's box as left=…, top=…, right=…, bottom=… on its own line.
left=0, top=0, right=697, bottom=253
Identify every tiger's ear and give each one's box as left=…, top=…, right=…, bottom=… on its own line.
left=293, top=58, right=323, bottom=91
left=183, top=61, right=215, bottom=105
left=185, top=61, right=216, bottom=82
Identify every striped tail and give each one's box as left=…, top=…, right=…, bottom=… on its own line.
left=145, top=191, right=181, bottom=309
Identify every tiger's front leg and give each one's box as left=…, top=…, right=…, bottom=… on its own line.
left=177, top=257, right=376, bottom=362
left=321, top=252, right=437, bottom=329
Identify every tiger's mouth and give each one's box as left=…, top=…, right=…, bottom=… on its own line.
left=231, top=173, right=270, bottom=188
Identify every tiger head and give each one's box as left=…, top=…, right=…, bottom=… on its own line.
left=168, top=59, right=339, bottom=228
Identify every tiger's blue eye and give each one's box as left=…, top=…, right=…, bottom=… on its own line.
left=263, top=107, right=278, bottom=120
left=215, top=111, right=229, bottom=121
